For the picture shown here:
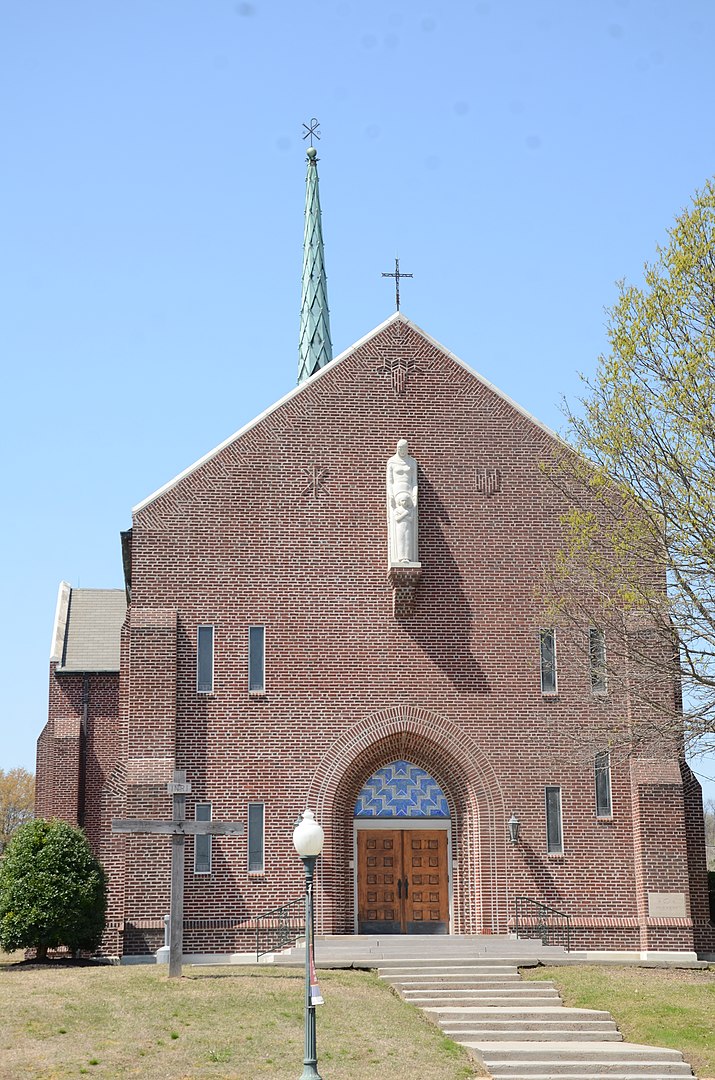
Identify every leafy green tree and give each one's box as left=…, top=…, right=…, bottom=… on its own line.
left=0, top=819, right=106, bottom=959
left=0, top=767, right=34, bottom=852
left=550, top=179, right=715, bottom=756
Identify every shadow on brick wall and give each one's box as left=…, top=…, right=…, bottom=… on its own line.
left=406, top=473, right=490, bottom=694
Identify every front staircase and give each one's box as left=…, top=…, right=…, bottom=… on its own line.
left=379, top=956, right=694, bottom=1080
left=275, top=937, right=696, bottom=1079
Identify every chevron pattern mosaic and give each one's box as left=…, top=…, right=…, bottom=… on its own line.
left=354, top=760, right=449, bottom=818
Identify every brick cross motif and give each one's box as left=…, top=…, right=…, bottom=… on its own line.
left=301, top=463, right=329, bottom=498
left=476, top=468, right=502, bottom=496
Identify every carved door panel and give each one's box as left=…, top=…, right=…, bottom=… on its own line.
left=357, top=830, right=403, bottom=933
left=357, top=829, right=449, bottom=934
left=404, top=830, right=449, bottom=935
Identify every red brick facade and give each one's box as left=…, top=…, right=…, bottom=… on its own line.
left=38, top=314, right=714, bottom=956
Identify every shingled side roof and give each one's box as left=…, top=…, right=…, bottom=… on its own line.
left=50, top=583, right=126, bottom=672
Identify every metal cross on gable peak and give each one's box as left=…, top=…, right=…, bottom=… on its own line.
left=302, top=117, right=321, bottom=147
left=382, top=256, right=413, bottom=312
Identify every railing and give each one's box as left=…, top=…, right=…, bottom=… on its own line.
left=255, top=896, right=305, bottom=960
left=514, top=896, right=571, bottom=951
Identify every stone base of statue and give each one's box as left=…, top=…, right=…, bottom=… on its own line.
left=388, top=563, right=422, bottom=618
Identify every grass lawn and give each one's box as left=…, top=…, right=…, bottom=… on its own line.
left=522, top=964, right=715, bottom=1078
left=0, top=955, right=483, bottom=1080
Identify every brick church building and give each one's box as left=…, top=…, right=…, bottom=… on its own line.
left=36, top=141, right=713, bottom=960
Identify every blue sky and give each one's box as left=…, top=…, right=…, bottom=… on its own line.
left=2, top=0, right=714, bottom=802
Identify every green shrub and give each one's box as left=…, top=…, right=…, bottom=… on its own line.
left=0, top=818, right=106, bottom=958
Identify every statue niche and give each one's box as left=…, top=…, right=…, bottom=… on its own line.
left=386, top=439, right=420, bottom=566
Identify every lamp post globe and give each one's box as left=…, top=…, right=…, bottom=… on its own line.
left=293, top=808, right=325, bottom=858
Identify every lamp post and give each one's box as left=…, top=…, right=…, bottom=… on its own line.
left=292, top=809, right=325, bottom=1080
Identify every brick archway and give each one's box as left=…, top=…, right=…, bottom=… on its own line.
left=308, top=705, right=508, bottom=935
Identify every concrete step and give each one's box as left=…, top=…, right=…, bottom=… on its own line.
left=469, top=1042, right=691, bottom=1076
left=381, top=966, right=522, bottom=974
left=378, top=963, right=524, bottom=972
left=399, top=993, right=561, bottom=1002
left=388, top=978, right=539, bottom=990
left=406, top=996, right=563, bottom=1008
left=471, top=1075, right=693, bottom=1080
left=381, top=970, right=523, bottom=981
left=393, top=981, right=534, bottom=991
left=481, top=1069, right=692, bottom=1078
left=444, top=1026, right=620, bottom=1037
left=315, top=933, right=562, bottom=950
left=379, top=964, right=521, bottom=975
left=274, top=952, right=545, bottom=968
left=472, top=1043, right=685, bottom=1061
left=440, top=1020, right=619, bottom=1033
left=446, top=1028, right=623, bottom=1042
left=401, top=984, right=559, bottom=994
left=423, top=1006, right=614, bottom=1020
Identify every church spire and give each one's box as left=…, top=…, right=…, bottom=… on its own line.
left=298, top=129, right=332, bottom=384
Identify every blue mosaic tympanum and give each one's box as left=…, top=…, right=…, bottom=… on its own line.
left=354, top=760, right=449, bottom=818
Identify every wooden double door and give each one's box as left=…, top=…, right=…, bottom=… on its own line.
left=357, top=828, right=449, bottom=935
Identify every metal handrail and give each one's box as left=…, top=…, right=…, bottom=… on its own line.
left=255, top=895, right=305, bottom=960
left=514, top=895, right=571, bottom=951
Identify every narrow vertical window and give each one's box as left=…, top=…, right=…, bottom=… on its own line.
left=194, top=802, right=212, bottom=874
left=540, top=629, right=557, bottom=694
left=248, top=802, right=265, bottom=873
left=197, top=625, right=214, bottom=694
left=589, top=628, right=607, bottom=694
left=248, top=625, right=265, bottom=693
left=545, top=786, right=563, bottom=854
left=595, top=750, right=612, bottom=818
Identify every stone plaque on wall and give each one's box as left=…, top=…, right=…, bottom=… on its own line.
left=647, top=892, right=687, bottom=918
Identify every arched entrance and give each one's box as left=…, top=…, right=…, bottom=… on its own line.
left=354, top=760, right=451, bottom=934
left=307, top=705, right=508, bottom=937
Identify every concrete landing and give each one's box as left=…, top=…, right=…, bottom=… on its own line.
left=274, top=933, right=570, bottom=968
left=272, top=934, right=706, bottom=970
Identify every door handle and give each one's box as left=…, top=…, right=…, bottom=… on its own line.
left=397, top=879, right=402, bottom=899
left=403, top=877, right=409, bottom=899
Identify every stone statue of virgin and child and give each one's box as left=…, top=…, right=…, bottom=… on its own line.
left=386, top=439, right=420, bottom=565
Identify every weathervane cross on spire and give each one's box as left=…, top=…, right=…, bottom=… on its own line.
left=382, top=257, right=413, bottom=312
left=302, top=117, right=321, bottom=148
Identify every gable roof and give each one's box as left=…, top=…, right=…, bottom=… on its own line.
left=50, top=582, right=126, bottom=672
left=132, top=311, right=561, bottom=514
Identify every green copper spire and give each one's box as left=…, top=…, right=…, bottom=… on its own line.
left=298, top=143, right=332, bottom=384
